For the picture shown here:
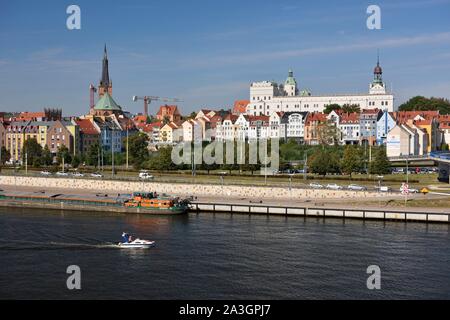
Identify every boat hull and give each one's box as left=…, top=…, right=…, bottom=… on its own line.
left=0, top=198, right=189, bottom=215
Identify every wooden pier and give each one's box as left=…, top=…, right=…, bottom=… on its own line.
left=189, top=202, right=450, bottom=223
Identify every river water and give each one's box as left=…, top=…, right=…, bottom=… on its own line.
left=0, top=207, right=449, bottom=299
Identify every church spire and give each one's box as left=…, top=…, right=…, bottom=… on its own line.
left=100, top=44, right=110, bottom=88
left=98, top=45, right=112, bottom=98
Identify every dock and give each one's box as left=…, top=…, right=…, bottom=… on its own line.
left=189, top=202, right=450, bottom=223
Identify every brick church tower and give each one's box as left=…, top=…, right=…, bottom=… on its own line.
left=98, top=45, right=112, bottom=98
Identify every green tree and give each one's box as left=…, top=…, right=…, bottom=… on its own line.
left=71, top=154, right=81, bottom=168
left=145, top=146, right=176, bottom=171
left=369, top=147, right=391, bottom=174
left=398, top=96, right=450, bottom=114
left=87, top=141, right=100, bottom=167
left=341, top=146, right=363, bottom=176
left=323, top=104, right=341, bottom=114
left=22, top=138, right=43, bottom=167
left=0, top=146, right=10, bottom=165
left=42, top=145, right=53, bottom=166
left=56, top=145, right=72, bottom=166
left=342, top=104, right=361, bottom=114
left=128, top=133, right=149, bottom=169
left=310, top=148, right=341, bottom=176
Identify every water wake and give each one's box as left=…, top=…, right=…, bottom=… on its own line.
left=0, top=239, right=118, bottom=251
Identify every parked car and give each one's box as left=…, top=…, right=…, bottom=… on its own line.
left=40, top=170, right=51, bottom=176
left=376, top=186, right=391, bottom=192
left=347, top=184, right=367, bottom=191
left=56, top=171, right=69, bottom=176
left=326, top=183, right=343, bottom=190
left=399, top=186, right=419, bottom=193
left=309, top=183, right=324, bottom=189
left=139, top=172, right=154, bottom=180
left=90, top=172, right=103, bottom=178
left=72, top=172, right=84, bottom=177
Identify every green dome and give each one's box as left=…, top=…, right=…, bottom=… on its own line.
left=94, top=92, right=121, bottom=111
left=285, top=69, right=297, bottom=86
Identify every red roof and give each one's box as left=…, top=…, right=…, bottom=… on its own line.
left=142, top=122, right=161, bottom=133
left=394, top=111, right=439, bottom=124
left=18, top=112, right=46, bottom=120
left=233, top=100, right=249, bottom=114
left=305, top=112, right=327, bottom=125
left=75, top=119, right=99, bottom=135
left=223, top=114, right=239, bottom=122
left=133, top=115, right=148, bottom=124
left=340, top=112, right=359, bottom=124
left=361, top=108, right=380, bottom=114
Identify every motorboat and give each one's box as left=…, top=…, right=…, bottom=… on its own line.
left=117, top=239, right=155, bottom=249
left=118, top=232, right=154, bottom=248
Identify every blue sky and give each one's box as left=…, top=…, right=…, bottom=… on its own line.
left=0, top=0, right=449, bottom=115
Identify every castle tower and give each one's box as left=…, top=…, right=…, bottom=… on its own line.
left=369, top=53, right=386, bottom=94
left=98, top=45, right=112, bottom=98
left=284, top=69, right=298, bottom=97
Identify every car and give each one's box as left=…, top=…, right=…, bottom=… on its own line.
left=309, top=183, right=324, bottom=189
left=72, top=172, right=84, bottom=177
left=376, top=186, right=391, bottom=192
left=40, top=170, right=51, bottom=176
left=399, top=186, right=419, bottom=193
left=56, top=171, right=69, bottom=176
left=326, top=183, right=343, bottom=190
left=139, top=172, right=154, bottom=180
left=90, top=172, right=103, bottom=178
left=347, top=184, right=367, bottom=191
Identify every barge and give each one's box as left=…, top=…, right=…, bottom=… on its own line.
left=0, top=190, right=190, bottom=215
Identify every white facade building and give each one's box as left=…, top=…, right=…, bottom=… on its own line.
left=247, top=60, right=394, bottom=116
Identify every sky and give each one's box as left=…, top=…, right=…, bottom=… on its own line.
left=0, top=0, right=449, bottom=116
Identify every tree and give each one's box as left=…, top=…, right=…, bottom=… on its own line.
left=22, top=138, right=43, bottom=167
left=318, top=123, right=339, bottom=145
left=398, top=96, right=450, bottom=114
left=87, top=141, right=100, bottom=167
left=342, top=104, right=360, bottom=114
left=324, top=104, right=341, bottom=114
left=56, top=145, right=72, bottom=165
left=42, top=145, right=53, bottom=166
left=310, top=148, right=341, bottom=176
left=1, top=147, right=10, bottom=164
left=71, top=154, right=81, bottom=168
left=145, top=146, right=176, bottom=171
left=128, top=133, right=149, bottom=169
left=341, top=146, right=363, bottom=176
left=369, top=147, right=391, bottom=174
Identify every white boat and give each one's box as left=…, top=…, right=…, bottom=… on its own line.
left=117, top=239, right=155, bottom=249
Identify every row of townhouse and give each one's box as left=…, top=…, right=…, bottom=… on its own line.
left=139, top=106, right=450, bottom=156
left=386, top=111, right=449, bottom=157
left=0, top=119, right=79, bottom=162
left=0, top=111, right=137, bottom=163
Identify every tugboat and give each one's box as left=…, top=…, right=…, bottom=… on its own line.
left=123, top=192, right=190, bottom=214
left=117, top=232, right=155, bottom=249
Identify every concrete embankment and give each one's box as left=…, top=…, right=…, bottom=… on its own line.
left=191, top=202, right=450, bottom=223
left=0, top=175, right=386, bottom=200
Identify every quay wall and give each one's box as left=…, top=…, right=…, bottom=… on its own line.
left=0, top=175, right=387, bottom=200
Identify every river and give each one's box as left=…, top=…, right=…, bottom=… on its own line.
left=1, top=207, right=449, bottom=299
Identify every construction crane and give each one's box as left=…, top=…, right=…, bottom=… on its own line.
left=89, top=84, right=97, bottom=109
left=132, top=95, right=182, bottom=116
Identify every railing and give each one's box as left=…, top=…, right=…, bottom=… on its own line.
left=189, top=202, right=450, bottom=223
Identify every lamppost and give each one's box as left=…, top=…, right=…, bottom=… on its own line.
left=111, top=128, right=115, bottom=178
left=126, top=127, right=129, bottom=170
